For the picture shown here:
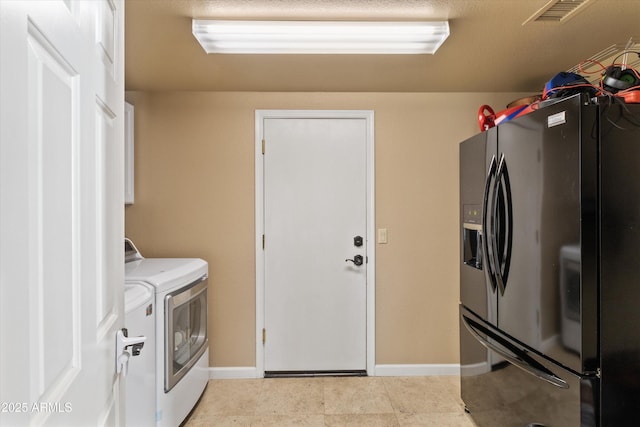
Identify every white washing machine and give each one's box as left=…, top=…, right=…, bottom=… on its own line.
left=124, top=281, right=156, bottom=427
left=124, top=239, right=209, bottom=427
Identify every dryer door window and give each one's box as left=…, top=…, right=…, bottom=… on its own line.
left=165, top=276, right=208, bottom=392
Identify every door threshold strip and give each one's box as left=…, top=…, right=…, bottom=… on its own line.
left=264, top=370, right=367, bottom=378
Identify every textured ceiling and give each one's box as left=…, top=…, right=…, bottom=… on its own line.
left=125, top=0, right=640, bottom=93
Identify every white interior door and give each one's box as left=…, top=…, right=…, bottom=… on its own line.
left=0, top=1, right=125, bottom=426
left=262, top=115, right=369, bottom=373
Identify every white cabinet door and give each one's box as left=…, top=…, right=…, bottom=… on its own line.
left=0, top=1, right=125, bottom=425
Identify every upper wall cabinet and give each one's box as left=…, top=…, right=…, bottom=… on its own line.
left=125, top=101, right=134, bottom=204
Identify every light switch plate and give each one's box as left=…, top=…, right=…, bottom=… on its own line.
left=377, top=228, right=388, bottom=244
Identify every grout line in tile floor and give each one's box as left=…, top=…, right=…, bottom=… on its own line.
left=182, top=376, right=478, bottom=426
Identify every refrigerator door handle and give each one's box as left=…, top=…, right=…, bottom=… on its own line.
left=482, top=155, right=499, bottom=292
left=461, top=313, right=569, bottom=389
left=493, top=154, right=513, bottom=295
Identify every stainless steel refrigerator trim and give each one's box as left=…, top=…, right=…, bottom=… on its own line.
left=461, top=309, right=568, bottom=389
left=481, top=152, right=514, bottom=298
left=493, top=153, right=512, bottom=294
left=482, top=154, right=498, bottom=293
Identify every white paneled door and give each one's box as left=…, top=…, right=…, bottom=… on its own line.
left=0, top=1, right=124, bottom=426
left=261, top=113, right=373, bottom=373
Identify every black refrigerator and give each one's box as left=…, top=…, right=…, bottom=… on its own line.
left=459, top=93, right=640, bottom=427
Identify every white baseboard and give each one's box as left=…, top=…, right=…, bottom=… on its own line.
left=374, top=364, right=460, bottom=377
left=208, top=367, right=259, bottom=379
left=208, top=364, right=461, bottom=379
left=459, top=361, right=490, bottom=377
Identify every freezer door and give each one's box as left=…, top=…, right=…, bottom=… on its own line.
left=495, top=95, right=598, bottom=374
left=460, top=306, right=597, bottom=427
left=460, top=129, right=497, bottom=324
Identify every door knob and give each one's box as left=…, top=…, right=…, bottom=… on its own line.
left=345, top=255, right=364, bottom=266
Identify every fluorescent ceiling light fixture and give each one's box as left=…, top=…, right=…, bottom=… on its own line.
left=192, top=20, right=450, bottom=54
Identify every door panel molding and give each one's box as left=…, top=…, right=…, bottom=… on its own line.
left=26, top=20, right=81, bottom=410
left=255, top=110, right=375, bottom=377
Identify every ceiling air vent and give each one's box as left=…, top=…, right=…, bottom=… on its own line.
left=523, top=0, right=596, bottom=25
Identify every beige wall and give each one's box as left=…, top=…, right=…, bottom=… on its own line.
left=124, top=91, right=526, bottom=368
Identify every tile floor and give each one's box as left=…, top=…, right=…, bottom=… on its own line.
left=182, top=376, right=478, bottom=426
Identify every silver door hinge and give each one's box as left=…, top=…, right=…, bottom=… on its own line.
left=262, top=139, right=265, bottom=155
left=262, top=328, right=266, bottom=345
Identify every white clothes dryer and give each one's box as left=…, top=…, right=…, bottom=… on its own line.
left=124, top=281, right=155, bottom=427
left=124, top=239, right=209, bottom=427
